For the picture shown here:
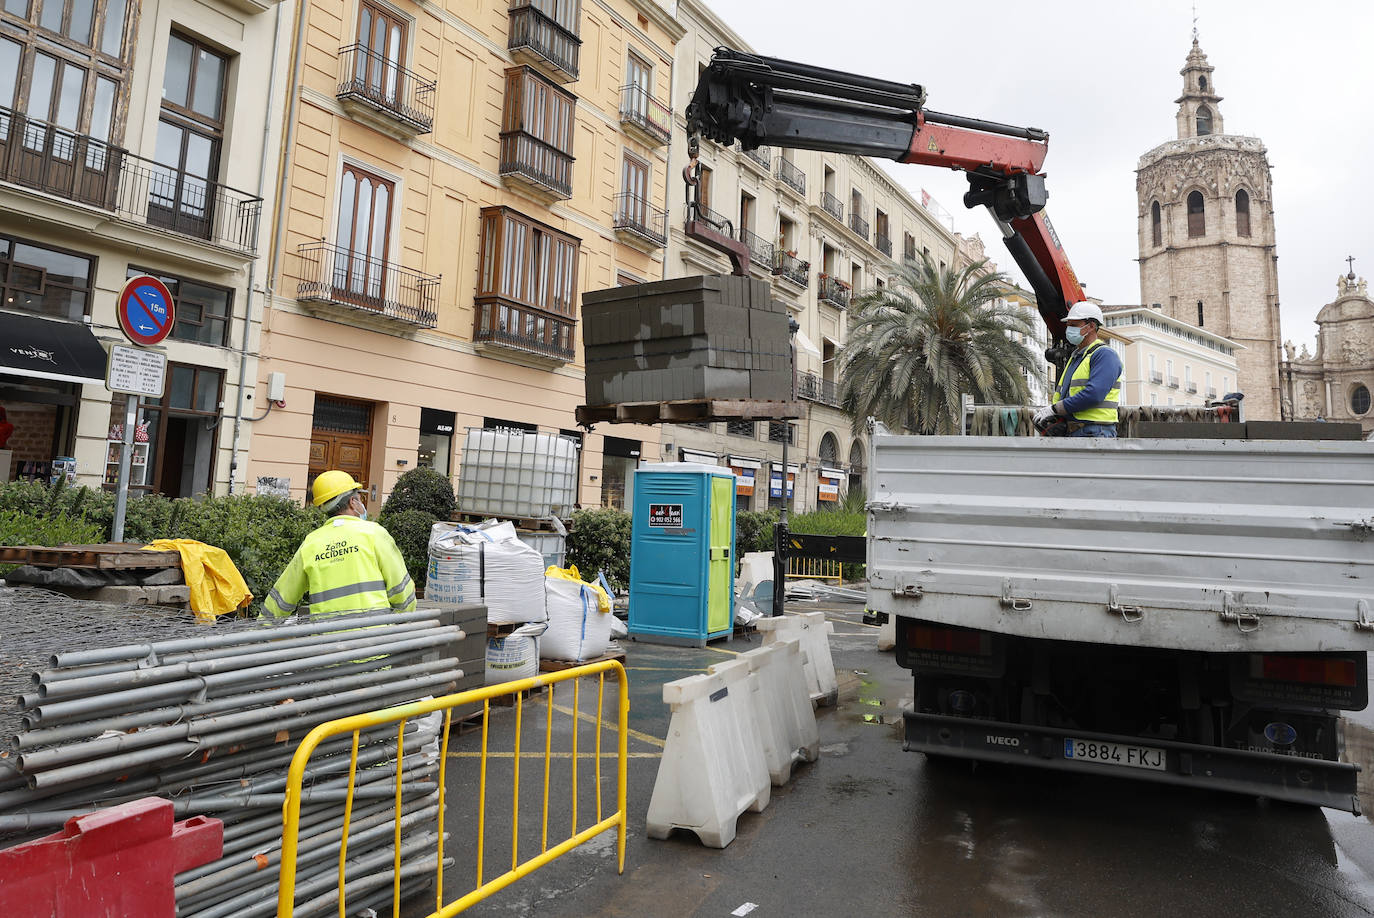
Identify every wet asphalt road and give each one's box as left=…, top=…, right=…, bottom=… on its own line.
left=403, top=604, right=1374, bottom=918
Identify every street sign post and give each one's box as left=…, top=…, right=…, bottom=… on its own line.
left=108, top=294, right=172, bottom=540
left=117, top=275, right=176, bottom=346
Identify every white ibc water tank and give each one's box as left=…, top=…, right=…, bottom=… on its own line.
left=457, top=429, right=578, bottom=520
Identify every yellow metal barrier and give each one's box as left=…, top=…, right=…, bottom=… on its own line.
left=786, top=555, right=843, bottom=583
left=277, top=660, right=629, bottom=917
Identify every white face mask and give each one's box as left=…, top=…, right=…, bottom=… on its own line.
left=1066, top=325, right=1085, bottom=346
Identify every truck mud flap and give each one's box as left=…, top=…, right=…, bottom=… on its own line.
left=903, top=711, right=1362, bottom=814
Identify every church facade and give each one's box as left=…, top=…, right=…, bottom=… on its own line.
left=1135, top=38, right=1284, bottom=420
left=1281, top=272, right=1374, bottom=434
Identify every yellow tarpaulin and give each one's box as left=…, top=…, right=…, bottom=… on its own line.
left=144, top=539, right=253, bottom=622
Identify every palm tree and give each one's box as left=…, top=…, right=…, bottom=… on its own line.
left=839, top=254, right=1041, bottom=434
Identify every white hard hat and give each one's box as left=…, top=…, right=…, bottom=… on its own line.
left=1065, top=301, right=1104, bottom=324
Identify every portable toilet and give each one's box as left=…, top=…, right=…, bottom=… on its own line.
left=628, top=463, right=736, bottom=645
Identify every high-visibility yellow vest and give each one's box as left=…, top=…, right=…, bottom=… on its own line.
left=264, top=516, right=416, bottom=618
left=1056, top=339, right=1120, bottom=424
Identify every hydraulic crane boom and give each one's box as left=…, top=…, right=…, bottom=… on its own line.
left=686, top=48, right=1084, bottom=348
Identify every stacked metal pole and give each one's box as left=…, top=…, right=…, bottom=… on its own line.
left=0, top=590, right=462, bottom=916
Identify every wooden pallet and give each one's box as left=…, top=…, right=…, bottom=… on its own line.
left=0, top=543, right=181, bottom=570
left=538, top=646, right=627, bottom=673
left=454, top=512, right=564, bottom=533
left=575, top=398, right=803, bottom=426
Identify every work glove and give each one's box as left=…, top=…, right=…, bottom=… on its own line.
left=1032, top=405, right=1055, bottom=426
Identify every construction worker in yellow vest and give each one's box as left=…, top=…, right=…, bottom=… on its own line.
left=263, top=470, right=417, bottom=618
left=1033, top=302, right=1123, bottom=438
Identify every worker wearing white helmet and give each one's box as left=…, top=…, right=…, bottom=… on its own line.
left=1032, top=302, right=1123, bottom=437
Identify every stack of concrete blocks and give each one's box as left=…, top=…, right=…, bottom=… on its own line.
left=582, top=275, right=791, bottom=406
left=428, top=601, right=488, bottom=723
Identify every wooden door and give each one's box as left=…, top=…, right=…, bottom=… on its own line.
left=308, top=433, right=372, bottom=509
left=309, top=395, right=374, bottom=508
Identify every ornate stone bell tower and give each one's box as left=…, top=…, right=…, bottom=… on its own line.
left=1135, top=35, right=1283, bottom=419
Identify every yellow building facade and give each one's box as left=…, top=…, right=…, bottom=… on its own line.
left=248, top=0, right=681, bottom=507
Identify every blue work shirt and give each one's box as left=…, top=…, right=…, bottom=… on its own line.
left=1056, top=340, right=1123, bottom=415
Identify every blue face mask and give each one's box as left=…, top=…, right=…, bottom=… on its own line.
left=1066, top=325, right=1085, bottom=346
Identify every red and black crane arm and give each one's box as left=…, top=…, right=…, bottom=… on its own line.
left=685, top=48, right=1084, bottom=344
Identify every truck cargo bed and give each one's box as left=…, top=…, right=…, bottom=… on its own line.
left=868, top=436, right=1374, bottom=653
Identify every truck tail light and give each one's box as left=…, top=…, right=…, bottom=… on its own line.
left=907, top=623, right=990, bottom=656
left=1254, top=655, right=1359, bottom=688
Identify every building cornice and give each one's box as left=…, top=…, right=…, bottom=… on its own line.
left=622, top=0, right=687, bottom=43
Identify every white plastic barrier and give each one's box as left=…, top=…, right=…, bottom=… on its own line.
left=645, top=668, right=770, bottom=848
left=705, top=658, right=773, bottom=796
left=738, top=639, right=818, bottom=781
left=755, top=611, right=838, bottom=706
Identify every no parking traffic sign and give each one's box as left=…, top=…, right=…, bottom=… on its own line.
left=117, top=275, right=176, bottom=346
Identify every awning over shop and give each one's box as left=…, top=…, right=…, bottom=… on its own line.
left=1, top=313, right=107, bottom=386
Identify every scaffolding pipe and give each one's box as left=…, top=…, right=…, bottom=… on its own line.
left=18, top=669, right=460, bottom=771
left=33, top=618, right=445, bottom=687
left=15, top=656, right=451, bottom=749
left=35, top=623, right=446, bottom=700
left=51, top=607, right=451, bottom=667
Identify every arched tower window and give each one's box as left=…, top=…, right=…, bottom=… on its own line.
left=1235, top=189, right=1251, bottom=237
left=1187, top=191, right=1206, bottom=237
left=1199, top=75, right=1208, bottom=91
left=1196, top=105, right=1213, bottom=136
left=1151, top=201, right=1161, bottom=246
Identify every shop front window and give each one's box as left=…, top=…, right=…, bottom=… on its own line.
left=111, top=363, right=222, bottom=496
left=600, top=435, right=640, bottom=510
left=418, top=407, right=454, bottom=477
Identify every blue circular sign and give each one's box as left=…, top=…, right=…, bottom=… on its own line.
left=118, top=275, right=176, bottom=346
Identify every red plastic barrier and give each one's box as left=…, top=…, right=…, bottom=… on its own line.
left=0, top=797, right=222, bottom=918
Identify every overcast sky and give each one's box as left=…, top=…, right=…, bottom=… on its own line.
left=698, top=0, right=1374, bottom=349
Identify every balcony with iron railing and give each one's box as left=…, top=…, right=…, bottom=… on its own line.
left=508, top=1, right=580, bottom=83
left=1207, top=387, right=1217, bottom=398
left=739, top=228, right=774, bottom=270
left=776, top=157, right=805, bottom=196
left=772, top=249, right=809, bottom=288
left=473, top=298, right=576, bottom=364
left=819, top=191, right=843, bottom=223
left=819, top=275, right=850, bottom=309
left=336, top=45, right=435, bottom=136
left=742, top=144, right=771, bottom=171
left=848, top=211, right=869, bottom=240
left=798, top=372, right=841, bottom=408
left=0, top=108, right=261, bottom=255
left=1150, top=371, right=1164, bottom=384
left=297, top=240, right=439, bottom=327
left=903, top=244, right=917, bottom=262
left=613, top=191, right=667, bottom=250
left=685, top=200, right=734, bottom=236
left=499, top=130, right=573, bottom=201
left=618, top=84, right=670, bottom=146
left=1186, top=382, right=1198, bottom=394
left=876, top=232, right=892, bottom=257
left=1167, top=375, right=1180, bottom=388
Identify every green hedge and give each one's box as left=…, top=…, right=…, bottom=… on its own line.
left=735, top=509, right=778, bottom=557
left=381, top=508, right=438, bottom=590
left=380, top=467, right=456, bottom=520
left=565, top=508, right=631, bottom=592
left=0, top=479, right=325, bottom=614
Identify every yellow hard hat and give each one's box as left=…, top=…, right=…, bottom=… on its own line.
left=312, top=470, right=363, bottom=507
